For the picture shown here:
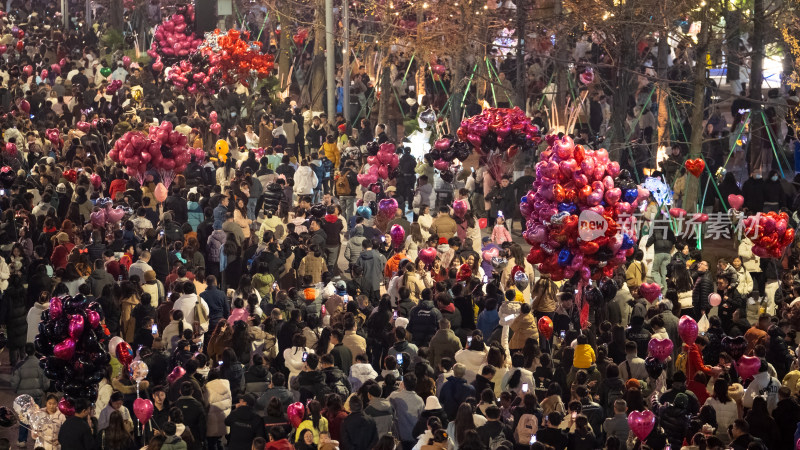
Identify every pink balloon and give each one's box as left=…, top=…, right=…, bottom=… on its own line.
left=209, top=111, right=218, bottom=123
left=419, top=247, right=438, bottom=266
left=482, top=247, right=500, bottom=262
left=736, top=355, right=761, bottom=380
left=133, top=398, right=154, bottom=423
left=452, top=199, right=468, bottom=218
left=708, top=293, right=722, bottom=307
left=390, top=224, right=405, bottom=249
left=627, top=410, right=655, bottom=441
left=638, top=282, right=661, bottom=302
left=105, top=207, right=125, bottom=224
left=122, top=56, right=131, bottom=68
left=378, top=198, right=398, bottom=218
left=58, top=397, right=75, bottom=416
left=167, top=366, right=186, bottom=384
left=648, top=338, right=673, bottom=362
left=287, top=402, right=304, bottom=428
left=87, top=310, right=101, bottom=328
left=727, top=194, right=744, bottom=210
left=90, top=209, right=106, bottom=228
left=54, top=338, right=76, bottom=360
left=76, top=121, right=91, bottom=133
left=678, top=315, right=698, bottom=345
left=23, top=65, right=32, bottom=76
left=49, top=297, right=63, bottom=319
left=210, top=123, right=221, bottom=135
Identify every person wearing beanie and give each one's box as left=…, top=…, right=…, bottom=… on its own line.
left=660, top=371, right=700, bottom=415
left=412, top=396, right=449, bottom=440
left=743, top=359, right=781, bottom=413
left=340, top=396, right=378, bottom=450
left=658, top=392, right=690, bottom=448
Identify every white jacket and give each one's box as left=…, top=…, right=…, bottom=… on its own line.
left=284, top=347, right=313, bottom=382
left=738, top=238, right=761, bottom=273
left=735, top=266, right=754, bottom=297
left=293, top=166, right=318, bottom=196
left=27, top=301, right=49, bottom=343
left=173, top=293, right=210, bottom=333
left=742, top=371, right=780, bottom=413
left=205, top=379, right=232, bottom=437
left=0, top=257, right=9, bottom=291
left=454, top=349, right=488, bottom=382
left=163, top=319, right=193, bottom=352
left=350, top=363, right=378, bottom=384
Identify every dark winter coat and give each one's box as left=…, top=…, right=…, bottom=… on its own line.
left=224, top=405, right=266, bottom=450
left=340, top=412, right=379, bottom=450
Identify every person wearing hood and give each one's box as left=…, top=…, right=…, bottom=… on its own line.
left=763, top=169, right=785, bottom=212
left=225, top=393, right=266, bottom=450
left=657, top=392, right=691, bottom=448
left=509, top=303, right=539, bottom=353
left=87, top=258, right=115, bottom=297
left=293, top=159, right=318, bottom=200
left=408, top=289, right=444, bottom=347
left=354, top=239, right=386, bottom=303
left=454, top=334, right=488, bottom=382
left=26, top=294, right=50, bottom=344
left=388, top=326, right=419, bottom=360
left=245, top=354, right=271, bottom=396
left=344, top=225, right=366, bottom=270
left=412, top=396, right=449, bottom=440
left=742, top=172, right=766, bottom=212
left=743, top=359, right=781, bottom=413
left=204, top=368, right=232, bottom=450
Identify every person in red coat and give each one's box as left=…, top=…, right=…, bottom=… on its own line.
left=685, top=335, right=720, bottom=382
left=50, top=232, right=74, bottom=270
left=109, top=170, right=128, bottom=201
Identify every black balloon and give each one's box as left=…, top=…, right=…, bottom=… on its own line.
left=599, top=277, right=618, bottom=301
left=440, top=170, right=454, bottom=183
left=644, top=356, right=663, bottom=379
left=585, top=286, right=604, bottom=306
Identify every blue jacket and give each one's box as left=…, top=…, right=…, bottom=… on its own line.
left=213, top=204, right=227, bottom=230
left=438, top=376, right=476, bottom=420
left=200, top=286, right=229, bottom=325
left=187, top=201, right=204, bottom=231
left=477, top=309, right=500, bottom=339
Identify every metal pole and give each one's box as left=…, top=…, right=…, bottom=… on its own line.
left=86, top=0, right=92, bottom=29
left=343, top=0, right=351, bottom=124
left=515, top=0, right=525, bottom=109
left=62, top=0, right=69, bottom=29
left=325, top=0, right=336, bottom=120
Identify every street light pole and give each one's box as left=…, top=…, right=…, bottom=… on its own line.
left=343, top=0, right=351, bottom=124
left=325, top=0, right=335, bottom=120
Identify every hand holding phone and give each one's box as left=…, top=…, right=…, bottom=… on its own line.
left=151, top=324, right=158, bottom=334
left=302, top=351, right=308, bottom=362
left=522, top=383, right=529, bottom=393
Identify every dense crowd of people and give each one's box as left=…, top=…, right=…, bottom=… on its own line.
left=0, top=2, right=799, bottom=450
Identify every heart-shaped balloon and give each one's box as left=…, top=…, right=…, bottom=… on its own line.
left=54, top=338, right=76, bottom=360
left=482, top=247, right=500, bottom=262
left=627, top=410, right=655, bottom=441
left=721, top=335, right=747, bottom=361
left=638, top=282, right=661, bottom=302
left=133, top=398, right=154, bottom=423
left=736, top=355, right=761, bottom=380
left=87, top=310, right=101, bottom=329
left=90, top=209, right=106, bottom=228
left=419, top=247, right=438, bottom=267
left=378, top=198, right=398, bottom=218
left=678, top=315, right=698, bottom=345
left=68, top=314, right=85, bottom=339
left=49, top=297, right=63, bottom=319
left=692, top=213, right=709, bottom=223
left=58, top=397, right=75, bottom=416
left=105, top=207, right=125, bottom=224
left=287, top=402, right=305, bottom=428
left=684, top=158, right=705, bottom=177
left=727, top=194, right=744, bottom=210
left=647, top=338, right=673, bottom=362
left=669, top=208, right=687, bottom=218
left=76, top=121, right=91, bottom=133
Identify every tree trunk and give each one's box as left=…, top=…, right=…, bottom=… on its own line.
left=309, top=0, right=327, bottom=112
left=748, top=0, right=766, bottom=176
left=656, top=30, right=670, bottom=161
left=553, top=0, right=568, bottom=131
left=684, top=5, right=711, bottom=213
left=378, top=65, right=390, bottom=129
left=516, top=0, right=526, bottom=109
left=277, top=12, right=292, bottom=91
left=725, top=8, right=741, bottom=89
left=110, top=0, right=124, bottom=31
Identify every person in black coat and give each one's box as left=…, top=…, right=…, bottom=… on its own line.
left=58, top=398, right=99, bottom=450
left=485, top=175, right=517, bottom=228
left=1, top=274, right=28, bottom=365
left=340, top=397, right=378, bottom=450
left=475, top=405, right=512, bottom=448
left=715, top=273, right=743, bottom=334
left=225, top=393, right=266, bottom=450
left=173, top=381, right=207, bottom=442
left=741, top=174, right=765, bottom=213
left=691, top=261, right=714, bottom=319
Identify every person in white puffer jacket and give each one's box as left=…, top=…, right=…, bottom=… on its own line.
left=293, top=159, right=318, bottom=198
left=742, top=360, right=780, bottom=413
left=204, top=368, right=232, bottom=450
left=454, top=336, right=488, bottom=383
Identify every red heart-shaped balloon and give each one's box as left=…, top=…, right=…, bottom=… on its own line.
left=684, top=158, right=705, bottom=177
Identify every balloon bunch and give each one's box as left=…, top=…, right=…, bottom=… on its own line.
left=89, top=198, right=129, bottom=228
left=457, top=107, right=541, bottom=180
left=742, top=211, right=795, bottom=258
left=426, top=137, right=471, bottom=183
left=358, top=143, right=399, bottom=187
left=292, top=28, right=309, bottom=46
left=210, top=111, right=221, bottom=135
left=0, top=25, right=26, bottom=57
left=166, top=54, right=222, bottom=95
left=147, top=6, right=202, bottom=61
left=106, top=79, right=123, bottom=95
left=109, top=122, right=192, bottom=186
left=197, top=29, right=275, bottom=88
left=13, top=395, right=48, bottom=446
left=35, top=295, right=110, bottom=416
left=522, top=135, right=647, bottom=282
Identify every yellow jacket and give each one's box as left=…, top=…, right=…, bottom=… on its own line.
left=573, top=344, right=596, bottom=369
left=322, top=142, right=340, bottom=168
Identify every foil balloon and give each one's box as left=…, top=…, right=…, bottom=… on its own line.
left=678, top=315, right=698, bottom=345
left=647, top=338, right=673, bottom=362
left=378, top=198, right=398, bottom=219
left=627, top=410, right=655, bottom=441
left=537, top=316, right=553, bottom=340
left=133, top=398, right=154, bottom=423
left=736, top=355, right=761, bottom=380
left=167, top=366, right=186, bottom=384
left=389, top=224, right=405, bottom=250
left=419, top=247, right=437, bottom=268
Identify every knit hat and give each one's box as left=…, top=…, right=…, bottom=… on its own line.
left=56, top=183, right=66, bottom=193
left=674, top=392, right=688, bottom=408
left=394, top=317, right=409, bottom=329
left=438, top=237, right=448, bottom=245
left=144, top=270, right=156, bottom=282
left=424, top=396, right=442, bottom=411
left=625, top=379, right=641, bottom=391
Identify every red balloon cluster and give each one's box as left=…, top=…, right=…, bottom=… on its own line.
left=109, top=121, right=193, bottom=180
left=358, top=142, right=399, bottom=187
left=521, top=136, right=646, bottom=282
left=293, top=28, right=309, bottom=46
left=742, top=211, right=795, bottom=258
left=147, top=6, right=202, bottom=60
left=211, top=29, right=276, bottom=86
left=457, top=107, right=540, bottom=181
left=167, top=57, right=221, bottom=95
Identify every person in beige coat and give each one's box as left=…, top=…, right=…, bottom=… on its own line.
left=509, top=304, right=538, bottom=352
left=120, top=287, right=140, bottom=343
left=204, top=369, right=232, bottom=448
left=298, top=247, right=327, bottom=284
left=404, top=260, right=434, bottom=302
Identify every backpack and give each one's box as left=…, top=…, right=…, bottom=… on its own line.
left=605, top=383, right=625, bottom=416
left=335, top=171, right=352, bottom=196
left=194, top=300, right=209, bottom=325
left=488, top=433, right=507, bottom=450
left=514, top=413, right=538, bottom=445
left=320, top=157, right=334, bottom=180
left=675, top=347, right=688, bottom=375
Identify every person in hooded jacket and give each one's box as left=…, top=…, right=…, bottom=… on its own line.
left=204, top=368, right=232, bottom=450
left=408, top=289, right=444, bottom=347
left=225, top=393, right=266, bottom=450
left=354, top=239, right=386, bottom=303
left=2, top=274, right=28, bottom=365
left=657, top=392, right=691, bottom=448
left=766, top=324, right=794, bottom=379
